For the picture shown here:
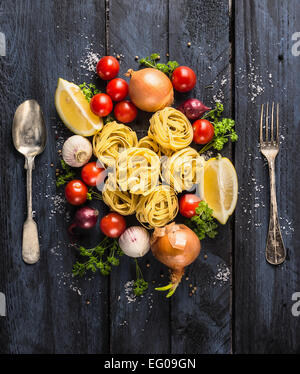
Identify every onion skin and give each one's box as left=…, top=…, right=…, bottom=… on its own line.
left=68, top=206, right=99, bottom=235
left=178, top=98, right=211, bottom=120
left=119, top=226, right=150, bottom=258
left=127, top=68, right=174, bottom=112
left=151, top=223, right=201, bottom=297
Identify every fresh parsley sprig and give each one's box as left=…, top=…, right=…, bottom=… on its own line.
left=186, top=201, right=218, bottom=241
left=199, top=102, right=238, bottom=154
left=56, top=159, right=76, bottom=187
left=133, top=258, right=148, bottom=296
left=103, top=114, right=116, bottom=124
left=139, top=53, right=179, bottom=78
left=87, top=188, right=103, bottom=201
left=79, top=82, right=100, bottom=102
left=72, top=237, right=124, bottom=277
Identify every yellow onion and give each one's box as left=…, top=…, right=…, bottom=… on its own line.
left=150, top=222, right=201, bottom=297
left=126, top=68, right=174, bottom=112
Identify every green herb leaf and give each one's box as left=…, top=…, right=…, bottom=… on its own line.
left=72, top=238, right=123, bottom=277
left=87, top=188, right=103, bottom=201
left=79, top=82, right=101, bottom=102
left=56, top=159, right=76, bottom=187
left=139, top=53, right=179, bottom=77
left=103, top=114, right=116, bottom=124
left=186, top=201, right=218, bottom=241
left=199, top=102, right=238, bottom=154
left=133, top=258, right=148, bottom=296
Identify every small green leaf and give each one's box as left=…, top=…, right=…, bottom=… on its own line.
left=139, top=53, right=179, bottom=78
left=155, top=284, right=173, bottom=291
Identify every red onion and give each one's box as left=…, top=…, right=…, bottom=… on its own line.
left=178, top=98, right=211, bottom=120
left=68, top=206, right=99, bottom=234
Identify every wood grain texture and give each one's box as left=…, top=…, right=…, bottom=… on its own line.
left=234, top=0, right=300, bottom=353
left=0, top=0, right=109, bottom=354
left=108, top=0, right=171, bottom=354
left=168, top=0, right=232, bottom=354
left=1, top=0, right=300, bottom=355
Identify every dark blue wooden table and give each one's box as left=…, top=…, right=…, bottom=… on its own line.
left=0, top=0, right=300, bottom=354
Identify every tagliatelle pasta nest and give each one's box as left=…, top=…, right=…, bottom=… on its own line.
left=136, top=185, right=179, bottom=228
left=161, top=147, right=205, bottom=193
left=102, top=177, right=139, bottom=216
left=116, top=147, right=160, bottom=195
left=91, top=112, right=203, bottom=228
left=93, top=121, right=138, bottom=167
left=137, top=136, right=162, bottom=157
left=148, top=107, right=193, bottom=156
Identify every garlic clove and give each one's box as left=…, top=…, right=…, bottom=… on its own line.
left=62, top=135, right=93, bottom=167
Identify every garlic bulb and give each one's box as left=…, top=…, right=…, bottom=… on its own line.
left=62, top=135, right=93, bottom=167
left=119, top=226, right=150, bottom=258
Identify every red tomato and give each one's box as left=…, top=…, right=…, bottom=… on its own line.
left=65, top=180, right=88, bottom=206
left=106, top=78, right=128, bottom=101
left=171, top=66, right=197, bottom=92
left=100, top=213, right=126, bottom=238
left=179, top=194, right=201, bottom=218
left=192, top=119, right=215, bottom=144
left=114, top=100, right=138, bottom=123
left=90, top=93, right=113, bottom=117
left=81, top=162, right=105, bottom=187
left=96, top=56, right=120, bottom=80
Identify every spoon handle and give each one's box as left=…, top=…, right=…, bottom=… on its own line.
left=22, top=157, right=40, bottom=264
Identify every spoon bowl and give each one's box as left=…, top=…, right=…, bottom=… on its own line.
left=13, top=100, right=46, bottom=158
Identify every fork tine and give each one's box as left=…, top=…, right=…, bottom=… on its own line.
left=271, top=102, right=274, bottom=141
left=265, top=102, right=269, bottom=141
left=276, top=103, right=279, bottom=143
left=260, top=103, right=264, bottom=143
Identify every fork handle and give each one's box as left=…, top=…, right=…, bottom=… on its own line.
left=266, top=159, right=286, bottom=265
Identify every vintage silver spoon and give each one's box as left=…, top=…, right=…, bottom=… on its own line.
left=12, top=100, right=47, bottom=264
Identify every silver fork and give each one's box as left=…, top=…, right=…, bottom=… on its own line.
left=260, top=102, right=286, bottom=265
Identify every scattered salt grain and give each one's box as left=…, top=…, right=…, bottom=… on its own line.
left=79, top=45, right=101, bottom=73
left=214, top=264, right=230, bottom=283
left=124, top=280, right=137, bottom=304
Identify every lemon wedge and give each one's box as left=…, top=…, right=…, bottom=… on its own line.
left=55, top=78, right=103, bottom=136
left=203, top=157, right=238, bottom=224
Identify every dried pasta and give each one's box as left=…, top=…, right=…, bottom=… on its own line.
left=102, top=178, right=138, bottom=216
left=148, top=107, right=193, bottom=155
left=161, top=147, right=205, bottom=193
left=136, top=185, right=178, bottom=228
left=138, top=136, right=162, bottom=157
left=116, top=147, right=160, bottom=195
left=93, top=121, right=138, bottom=167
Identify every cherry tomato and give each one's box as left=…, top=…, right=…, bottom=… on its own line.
left=96, top=56, right=120, bottom=80
left=90, top=93, right=113, bottom=117
left=65, top=180, right=88, bottom=206
left=114, top=100, right=138, bottom=123
left=192, top=119, right=215, bottom=144
left=100, top=213, right=126, bottom=238
left=81, top=162, right=106, bottom=187
left=171, top=66, right=197, bottom=92
left=179, top=194, right=201, bottom=218
left=106, top=78, right=128, bottom=102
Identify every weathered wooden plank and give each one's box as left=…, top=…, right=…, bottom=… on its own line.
left=108, top=0, right=171, bottom=354
left=169, top=0, right=231, bottom=353
left=168, top=0, right=232, bottom=354
left=0, top=0, right=109, bottom=353
left=234, top=0, right=300, bottom=353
